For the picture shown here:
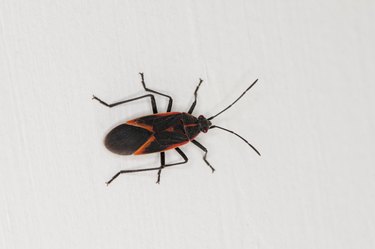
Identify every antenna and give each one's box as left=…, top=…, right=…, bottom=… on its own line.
left=208, top=79, right=258, bottom=121
left=210, top=125, right=261, bottom=156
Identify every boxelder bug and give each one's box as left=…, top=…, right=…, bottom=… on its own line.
left=93, top=73, right=260, bottom=185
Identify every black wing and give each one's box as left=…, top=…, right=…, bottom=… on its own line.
left=105, top=124, right=153, bottom=155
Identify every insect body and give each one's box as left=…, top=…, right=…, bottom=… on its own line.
left=93, top=73, right=260, bottom=185
left=105, top=112, right=211, bottom=155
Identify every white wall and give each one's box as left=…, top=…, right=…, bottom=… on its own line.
left=1, top=1, right=374, bottom=249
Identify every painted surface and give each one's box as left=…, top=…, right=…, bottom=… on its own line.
left=1, top=1, right=374, bottom=248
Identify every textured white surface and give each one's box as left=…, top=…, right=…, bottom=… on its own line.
left=1, top=0, right=375, bottom=249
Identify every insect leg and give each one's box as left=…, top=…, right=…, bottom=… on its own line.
left=106, top=147, right=188, bottom=185
left=139, top=72, right=173, bottom=112
left=156, top=152, right=166, bottom=184
left=92, top=94, right=158, bottom=113
left=188, top=78, right=204, bottom=114
left=191, top=140, right=215, bottom=172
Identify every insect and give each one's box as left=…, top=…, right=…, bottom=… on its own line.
left=93, top=73, right=260, bottom=185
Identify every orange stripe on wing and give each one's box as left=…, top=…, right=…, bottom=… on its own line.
left=134, top=137, right=190, bottom=155
left=184, top=124, right=198, bottom=127
left=134, top=136, right=156, bottom=155
left=126, top=120, right=154, bottom=132
left=126, top=112, right=181, bottom=132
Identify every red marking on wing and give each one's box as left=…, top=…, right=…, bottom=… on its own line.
left=165, top=127, right=174, bottom=132
left=126, top=120, right=153, bottom=132
left=127, top=112, right=181, bottom=132
left=184, top=123, right=198, bottom=127
left=134, top=135, right=190, bottom=155
left=134, top=136, right=156, bottom=155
